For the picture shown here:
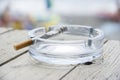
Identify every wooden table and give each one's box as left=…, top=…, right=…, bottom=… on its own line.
left=0, top=28, right=120, bottom=80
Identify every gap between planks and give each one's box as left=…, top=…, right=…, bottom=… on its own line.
left=59, top=64, right=79, bottom=80
left=0, top=50, right=28, bottom=66
left=0, top=28, right=14, bottom=35
left=59, top=40, right=109, bottom=80
left=0, top=29, right=28, bottom=66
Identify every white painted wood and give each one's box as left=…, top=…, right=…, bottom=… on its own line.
left=0, top=30, right=28, bottom=65
left=62, top=40, right=120, bottom=80
left=0, top=53, right=75, bottom=80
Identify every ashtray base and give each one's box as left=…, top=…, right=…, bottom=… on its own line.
left=29, top=48, right=102, bottom=65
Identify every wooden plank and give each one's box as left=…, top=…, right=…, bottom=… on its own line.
left=62, top=40, right=120, bottom=80
left=0, top=53, right=75, bottom=80
left=0, top=40, right=116, bottom=80
left=0, top=30, right=28, bottom=65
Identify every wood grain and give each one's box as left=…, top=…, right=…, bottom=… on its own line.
left=0, top=30, right=28, bottom=65
left=0, top=53, right=75, bottom=80
left=62, top=40, right=120, bottom=80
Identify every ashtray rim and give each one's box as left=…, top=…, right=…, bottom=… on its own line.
left=29, top=25, right=104, bottom=44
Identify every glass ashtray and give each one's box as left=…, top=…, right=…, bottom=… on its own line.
left=28, top=25, right=104, bottom=65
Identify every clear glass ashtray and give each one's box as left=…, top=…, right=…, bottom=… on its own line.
left=28, top=25, right=104, bottom=65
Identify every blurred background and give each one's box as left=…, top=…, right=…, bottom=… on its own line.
left=0, top=0, right=120, bottom=40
